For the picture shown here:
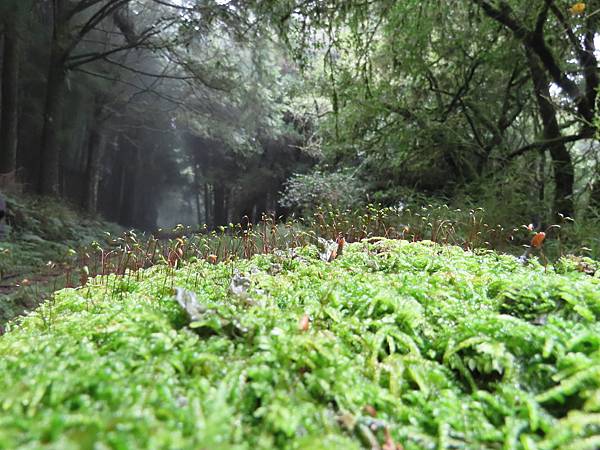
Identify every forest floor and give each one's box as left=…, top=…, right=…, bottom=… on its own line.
left=0, top=239, right=599, bottom=449
left=0, top=191, right=120, bottom=329
left=1, top=194, right=600, bottom=448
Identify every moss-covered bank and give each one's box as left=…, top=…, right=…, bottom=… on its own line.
left=0, top=240, right=599, bottom=449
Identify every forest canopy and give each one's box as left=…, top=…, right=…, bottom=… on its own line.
left=0, top=0, right=599, bottom=230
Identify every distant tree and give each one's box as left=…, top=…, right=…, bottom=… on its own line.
left=37, top=0, right=174, bottom=195
left=256, top=0, right=600, bottom=217
left=470, top=0, right=600, bottom=217
left=177, top=23, right=312, bottom=227
left=0, top=1, right=25, bottom=180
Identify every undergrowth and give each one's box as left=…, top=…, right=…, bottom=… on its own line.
left=0, top=191, right=120, bottom=324
left=63, top=203, right=595, bottom=292
left=2, top=198, right=598, bottom=329
left=0, top=239, right=599, bottom=449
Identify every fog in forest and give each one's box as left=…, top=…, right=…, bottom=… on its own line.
left=1, top=0, right=599, bottom=231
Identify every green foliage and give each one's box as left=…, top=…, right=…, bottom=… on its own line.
left=267, top=0, right=600, bottom=220
left=1, top=240, right=599, bottom=448
left=279, top=169, right=368, bottom=214
left=2, top=192, right=117, bottom=244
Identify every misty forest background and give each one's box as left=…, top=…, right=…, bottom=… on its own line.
left=1, top=0, right=600, bottom=233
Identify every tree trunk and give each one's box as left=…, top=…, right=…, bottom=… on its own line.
left=213, top=183, right=227, bottom=227
left=223, top=187, right=230, bottom=224
left=116, top=158, right=127, bottom=221
left=549, top=145, right=575, bottom=218
left=84, top=125, right=106, bottom=214
left=204, top=183, right=211, bottom=227
left=536, top=150, right=546, bottom=203
left=119, top=147, right=140, bottom=225
left=39, top=46, right=66, bottom=195
left=0, top=18, right=19, bottom=179
left=591, top=177, right=600, bottom=208
left=195, top=188, right=202, bottom=226
left=254, top=194, right=267, bottom=223
left=193, top=164, right=202, bottom=226
left=526, top=50, right=574, bottom=218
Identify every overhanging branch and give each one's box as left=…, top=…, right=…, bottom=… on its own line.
left=508, top=132, right=592, bottom=159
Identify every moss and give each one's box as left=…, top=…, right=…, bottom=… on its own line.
left=0, top=240, right=599, bottom=449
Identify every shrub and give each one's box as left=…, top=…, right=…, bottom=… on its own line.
left=279, top=169, right=367, bottom=214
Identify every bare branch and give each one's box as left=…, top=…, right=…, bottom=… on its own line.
left=66, top=20, right=171, bottom=69
left=64, top=0, right=131, bottom=56
left=507, top=132, right=590, bottom=159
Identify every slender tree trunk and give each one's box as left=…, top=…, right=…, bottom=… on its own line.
left=591, top=177, right=600, bottom=208
left=213, top=183, right=227, bottom=227
left=193, top=164, right=202, bottom=226
left=204, top=183, right=211, bottom=227
left=0, top=18, right=19, bottom=179
left=223, top=188, right=230, bottom=224
left=239, top=193, right=255, bottom=225
left=119, top=147, right=140, bottom=225
left=536, top=150, right=546, bottom=203
left=195, top=189, right=202, bottom=226
left=549, top=146, right=575, bottom=217
left=84, top=125, right=106, bottom=214
left=254, top=194, right=267, bottom=223
left=39, top=45, right=66, bottom=195
left=84, top=97, right=108, bottom=213
left=526, top=50, right=574, bottom=217
left=117, top=163, right=126, bottom=220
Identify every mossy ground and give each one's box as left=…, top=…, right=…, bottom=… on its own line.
left=0, top=240, right=599, bottom=449
left=0, top=191, right=120, bottom=325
